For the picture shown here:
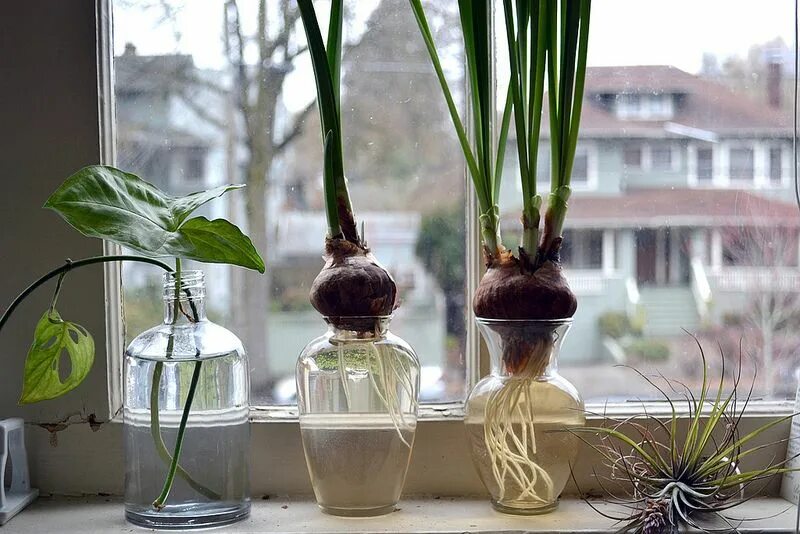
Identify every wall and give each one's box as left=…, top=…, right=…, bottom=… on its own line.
left=0, top=1, right=109, bottom=424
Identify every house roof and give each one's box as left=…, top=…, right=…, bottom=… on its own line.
left=115, top=49, right=194, bottom=93
left=501, top=189, right=800, bottom=229
left=541, top=65, right=792, bottom=139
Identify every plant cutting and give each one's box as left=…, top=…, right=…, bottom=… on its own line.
left=412, top=0, right=591, bottom=514
left=0, top=166, right=264, bottom=528
left=294, top=0, right=421, bottom=517
left=572, top=339, right=799, bottom=533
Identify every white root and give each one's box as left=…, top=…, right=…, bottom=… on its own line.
left=365, top=342, right=415, bottom=448
left=482, top=338, right=555, bottom=504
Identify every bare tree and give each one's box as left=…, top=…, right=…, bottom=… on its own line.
left=720, top=223, right=800, bottom=395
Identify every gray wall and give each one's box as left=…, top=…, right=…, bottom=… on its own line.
left=0, top=1, right=110, bottom=423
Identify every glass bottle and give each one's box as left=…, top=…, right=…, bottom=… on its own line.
left=465, top=318, right=584, bottom=515
left=123, top=270, right=250, bottom=529
left=296, top=316, right=420, bottom=517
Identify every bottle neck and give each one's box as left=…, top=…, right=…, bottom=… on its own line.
left=477, top=320, right=570, bottom=379
left=326, top=316, right=391, bottom=341
left=163, top=270, right=207, bottom=324
left=164, top=297, right=206, bottom=324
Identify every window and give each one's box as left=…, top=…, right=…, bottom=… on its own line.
left=650, top=144, right=673, bottom=170
left=112, top=0, right=800, bottom=415
left=770, top=146, right=783, bottom=184
left=183, top=146, right=206, bottom=183
left=561, top=230, right=603, bottom=269
left=113, top=0, right=468, bottom=407
left=623, top=144, right=642, bottom=168
left=729, top=147, right=755, bottom=181
left=571, top=152, right=589, bottom=184
left=696, top=147, right=713, bottom=182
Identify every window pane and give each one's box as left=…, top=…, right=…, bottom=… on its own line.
left=495, top=0, right=797, bottom=403
left=113, top=0, right=468, bottom=406
left=729, top=147, right=755, bottom=181
left=572, top=152, right=589, bottom=183
left=696, top=147, right=713, bottom=181
left=623, top=144, right=642, bottom=168
left=770, top=146, right=783, bottom=183
left=651, top=145, right=672, bottom=170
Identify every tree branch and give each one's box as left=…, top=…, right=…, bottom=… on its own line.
left=224, top=0, right=252, bottom=138
left=274, top=101, right=315, bottom=153
left=175, top=89, right=227, bottom=130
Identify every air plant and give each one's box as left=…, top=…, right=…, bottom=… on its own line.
left=572, top=338, right=799, bottom=533
left=412, top=0, right=590, bottom=506
left=297, top=0, right=417, bottom=439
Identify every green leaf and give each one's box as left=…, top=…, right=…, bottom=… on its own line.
left=19, top=309, right=95, bottom=404
left=44, top=166, right=264, bottom=271
left=169, top=217, right=265, bottom=273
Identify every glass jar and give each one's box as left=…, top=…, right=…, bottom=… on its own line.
left=124, top=270, right=250, bottom=529
left=296, top=316, right=420, bottom=517
left=465, top=318, right=584, bottom=515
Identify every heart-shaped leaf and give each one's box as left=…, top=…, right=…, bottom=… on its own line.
left=44, top=166, right=264, bottom=272
left=19, top=309, right=95, bottom=404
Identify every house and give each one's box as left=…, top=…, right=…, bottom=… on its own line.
left=501, top=65, right=798, bottom=362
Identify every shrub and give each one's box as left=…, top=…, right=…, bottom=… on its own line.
left=598, top=311, right=640, bottom=339
left=627, top=339, right=670, bottom=362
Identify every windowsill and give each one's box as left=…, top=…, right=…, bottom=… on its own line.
left=7, top=496, right=797, bottom=533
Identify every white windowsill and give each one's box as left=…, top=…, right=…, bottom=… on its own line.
left=6, top=496, right=797, bottom=533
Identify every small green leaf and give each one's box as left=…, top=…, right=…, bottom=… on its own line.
left=170, top=184, right=245, bottom=227
left=168, top=217, right=266, bottom=273
left=19, top=309, right=95, bottom=404
left=44, top=166, right=265, bottom=272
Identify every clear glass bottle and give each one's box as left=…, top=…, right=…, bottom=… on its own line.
left=465, top=318, right=584, bottom=515
left=296, top=316, right=420, bottom=517
left=124, top=270, right=250, bottom=529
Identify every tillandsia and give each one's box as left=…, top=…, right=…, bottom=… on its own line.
left=0, top=166, right=265, bottom=509
left=412, top=0, right=590, bottom=505
left=298, top=0, right=417, bottom=440
left=571, top=337, right=799, bottom=533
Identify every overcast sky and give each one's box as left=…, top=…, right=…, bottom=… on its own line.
left=114, top=0, right=795, bottom=111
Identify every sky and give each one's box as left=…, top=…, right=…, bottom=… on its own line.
left=113, top=0, right=795, bottom=112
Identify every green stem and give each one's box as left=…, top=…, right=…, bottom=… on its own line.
left=0, top=255, right=172, bottom=333
left=152, top=259, right=208, bottom=510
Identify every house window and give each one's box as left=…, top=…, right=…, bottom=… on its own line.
left=561, top=230, right=603, bottom=269
left=623, top=144, right=642, bottom=168
left=769, top=146, right=783, bottom=184
left=729, top=147, right=754, bottom=181
left=696, top=147, right=713, bottom=182
left=650, top=145, right=673, bottom=170
left=571, top=152, right=589, bottom=184
left=184, top=147, right=206, bottom=183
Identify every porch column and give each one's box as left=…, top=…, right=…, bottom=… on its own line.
left=655, top=228, right=667, bottom=284
left=711, top=228, right=723, bottom=272
left=669, top=229, right=681, bottom=283
left=602, top=230, right=615, bottom=276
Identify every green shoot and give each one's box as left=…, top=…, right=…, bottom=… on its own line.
left=298, top=0, right=358, bottom=243
left=410, top=0, right=504, bottom=257
left=413, top=0, right=591, bottom=264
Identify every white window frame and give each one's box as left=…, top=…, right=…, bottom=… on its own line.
left=687, top=142, right=716, bottom=186
left=726, top=141, right=757, bottom=186
left=2, top=0, right=791, bottom=500
left=641, top=141, right=679, bottom=173
left=569, top=143, right=599, bottom=191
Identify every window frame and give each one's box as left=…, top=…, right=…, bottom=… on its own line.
left=83, top=0, right=795, bottom=499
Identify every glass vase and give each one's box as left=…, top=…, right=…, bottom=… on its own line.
left=465, top=318, right=584, bottom=515
left=123, top=270, right=250, bottom=529
left=296, top=316, right=420, bottom=517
